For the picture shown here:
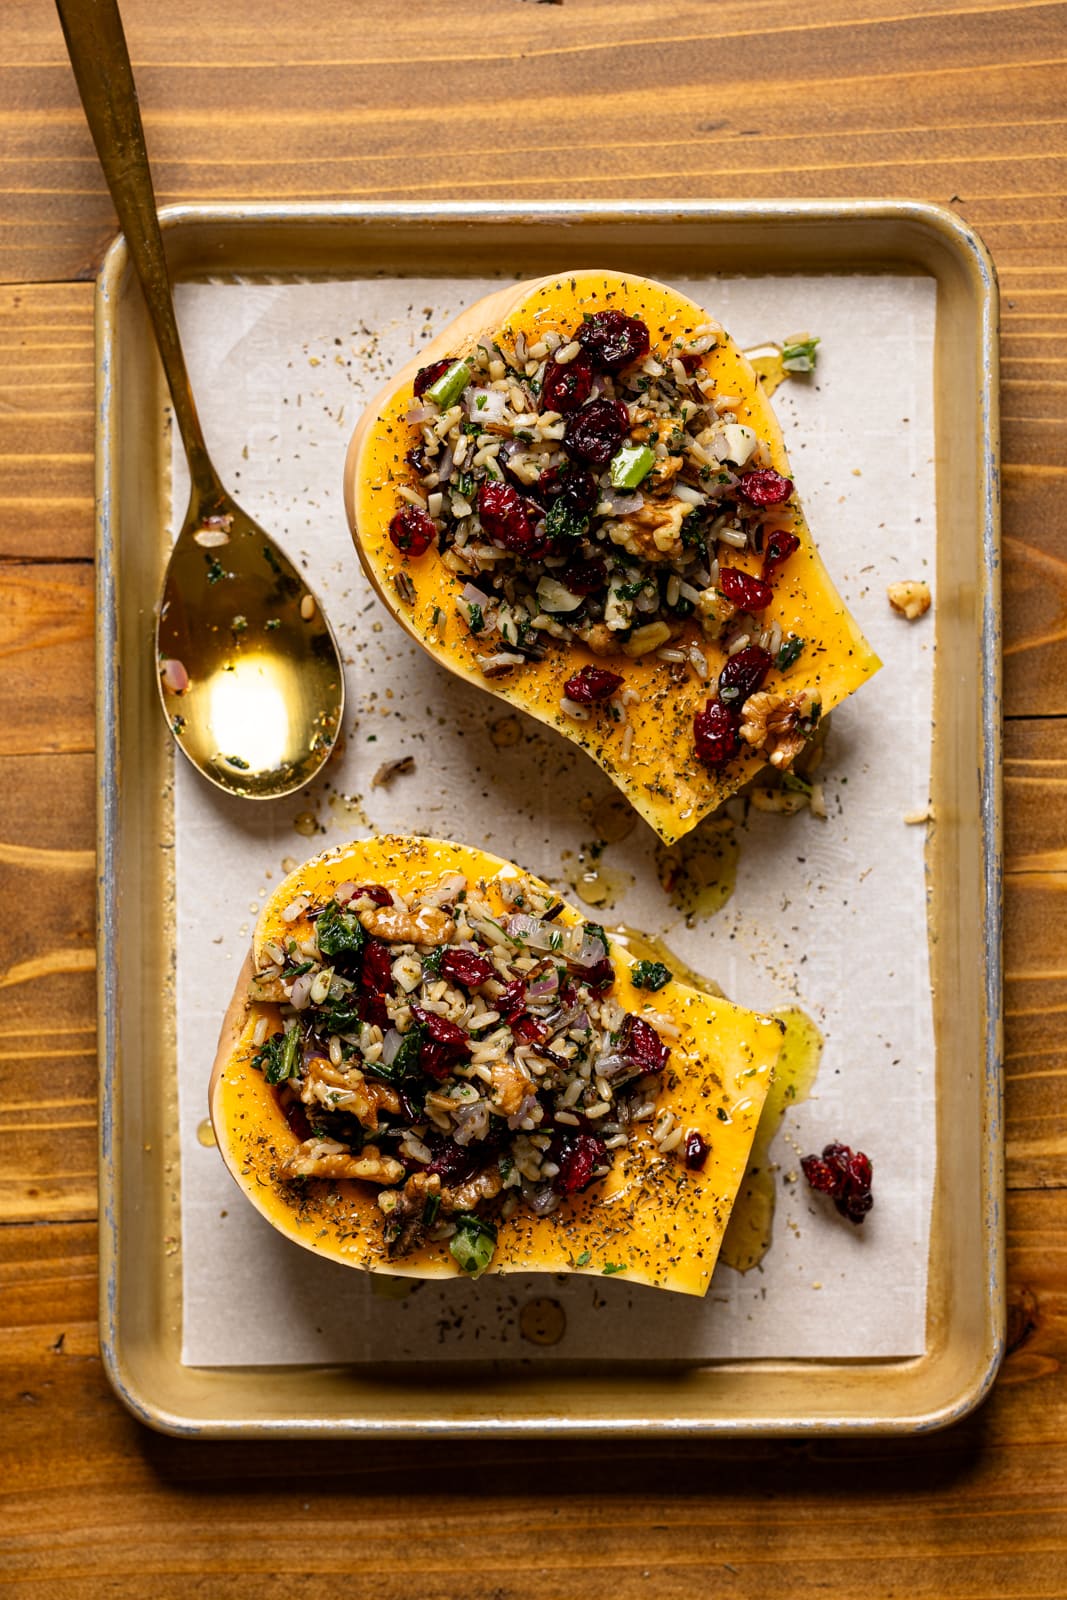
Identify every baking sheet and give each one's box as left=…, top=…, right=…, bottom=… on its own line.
left=173, top=271, right=937, bottom=1366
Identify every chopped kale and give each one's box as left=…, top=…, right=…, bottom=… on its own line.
left=545, top=498, right=590, bottom=542
left=315, top=900, right=365, bottom=965
left=630, top=960, right=672, bottom=991
left=254, top=1026, right=300, bottom=1085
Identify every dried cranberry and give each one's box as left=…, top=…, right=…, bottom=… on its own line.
left=536, top=463, right=599, bottom=516
left=477, top=479, right=537, bottom=552
left=361, top=990, right=390, bottom=1030
left=361, top=938, right=394, bottom=993
left=426, top=1138, right=480, bottom=1186
left=540, top=351, right=594, bottom=414
left=718, top=644, right=772, bottom=707
left=440, top=948, right=494, bottom=989
left=411, top=1006, right=470, bottom=1051
left=388, top=505, right=435, bottom=557
left=281, top=1097, right=312, bottom=1142
left=801, top=1141, right=874, bottom=1226
left=761, top=529, right=800, bottom=580
left=735, top=468, right=794, bottom=508
left=354, top=884, right=392, bottom=907
left=576, top=309, right=651, bottom=372
left=563, top=398, right=630, bottom=468
left=562, top=557, right=607, bottom=595
left=685, top=1131, right=710, bottom=1171
left=413, top=358, right=452, bottom=398
left=564, top=665, right=624, bottom=705
left=719, top=566, right=774, bottom=613
left=405, top=442, right=433, bottom=476
left=693, top=699, right=740, bottom=769
left=678, top=351, right=704, bottom=374
left=512, top=1014, right=548, bottom=1045
left=620, top=1013, right=670, bottom=1073
left=497, top=977, right=527, bottom=1022
left=553, top=1132, right=608, bottom=1195
left=583, top=958, right=614, bottom=994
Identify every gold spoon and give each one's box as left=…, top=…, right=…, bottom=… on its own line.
left=55, top=0, right=345, bottom=798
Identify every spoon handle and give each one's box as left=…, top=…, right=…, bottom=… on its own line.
left=54, top=0, right=216, bottom=494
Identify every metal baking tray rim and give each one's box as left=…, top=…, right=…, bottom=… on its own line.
left=96, top=198, right=1002, bottom=1438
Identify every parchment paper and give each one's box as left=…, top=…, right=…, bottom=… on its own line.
left=174, top=271, right=937, bottom=1365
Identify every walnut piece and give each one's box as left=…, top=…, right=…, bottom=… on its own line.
left=577, top=621, right=617, bottom=656
left=358, top=903, right=457, bottom=945
left=490, top=1059, right=531, bottom=1116
left=280, top=1138, right=404, bottom=1184
left=604, top=496, right=690, bottom=563
left=887, top=580, right=932, bottom=621
left=299, top=1058, right=400, bottom=1132
left=740, top=690, right=819, bottom=771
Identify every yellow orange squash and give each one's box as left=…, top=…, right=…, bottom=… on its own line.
left=210, top=835, right=782, bottom=1295
left=343, top=271, right=880, bottom=844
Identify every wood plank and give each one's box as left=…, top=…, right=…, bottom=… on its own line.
left=2, top=1, right=1067, bottom=281
left=0, top=284, right=95, bottom=560
left=0, top=752, right=96, bottom=1223
left=0, top=560, right=93, bottom=755
left=0, top=1190, right=1064, bottom=1594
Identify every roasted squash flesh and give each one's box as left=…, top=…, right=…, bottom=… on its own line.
left=210, top=835, right=781, bottom=1296
left=344, top=271, right=880, bottom=844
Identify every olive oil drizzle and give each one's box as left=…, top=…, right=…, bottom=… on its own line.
left=611, top=926, right=824, bottom=1272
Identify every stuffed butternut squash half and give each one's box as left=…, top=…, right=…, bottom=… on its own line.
left=343, top=271, right=880, bottom=844
left=210, top=835, right=782, bottom=1295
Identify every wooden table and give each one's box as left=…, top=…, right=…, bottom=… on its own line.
left=3, top=1, right=1065, bottom=1591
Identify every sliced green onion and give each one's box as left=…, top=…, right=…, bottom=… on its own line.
left=449, top=1213, right=498, bottom=1277
left=609, top=444, right=656, bottom=490
left=781, top=336, right=820, bottom=373
left=426, top=358, right=473, bottom=409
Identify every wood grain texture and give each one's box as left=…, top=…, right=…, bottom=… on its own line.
left=0, top=284, right=94, bottom=560
left=1, top=1192, right=1064, bottom=1595
left=2, top=0, right=1067, bottom=1591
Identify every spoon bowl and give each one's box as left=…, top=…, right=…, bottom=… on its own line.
left=57, top=0, right=344, bottom=798
left=159, top=485, right=343, bottom=797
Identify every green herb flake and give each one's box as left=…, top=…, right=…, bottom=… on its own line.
left=575, top=1249, right=592, bottom=1268
left=776, top=636, right=805, bottom=670
left=601, top=1261, right=626, bottom=1276
left=467, top=602, right=485, bottom=636
left=205, top=557, right=225, bottom=585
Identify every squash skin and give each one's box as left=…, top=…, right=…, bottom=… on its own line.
left=209, top=835, right=782, bottom=1296
left=343, top=271, right=881, bottom=845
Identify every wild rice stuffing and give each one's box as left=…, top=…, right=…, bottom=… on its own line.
left=387, top=297, right=814, bottom=769
left=250, top=870, right=674, bottom=1275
